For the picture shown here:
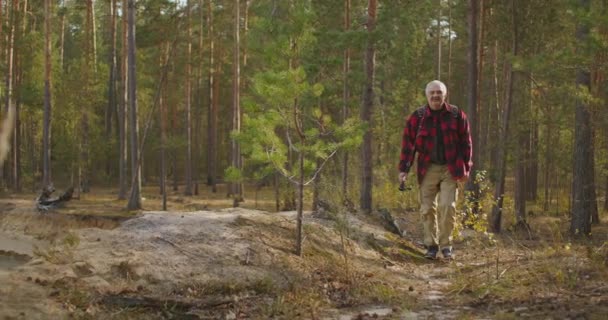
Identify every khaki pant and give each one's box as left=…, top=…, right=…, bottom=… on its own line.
left=419, top=164, right=458, bottom=249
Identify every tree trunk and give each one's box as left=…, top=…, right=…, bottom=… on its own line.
left=447, top=0, right=453, bottom=92
left=12, top=0, right=27, bottom=192
left=490, top=0, right=518, bottom=233
left=194, top=0, right=205, bottom=196
left=42, top=0, right=52, bottom=189
left=231, top=0, right=242, bottom=204
left=477, top=0, right=486, bottom=168
left=275, top=173, right=280, bottom=212
left=359, top=0, right=377, bottom=214
left=91, top=0, right=97, bottom=73
left=570, top=0, right=595, bottom=236
left=118, top=0, right=128, bottom=199
left=436, top=0, right=442, bottom=79
left=296, top=148, right=304, bottom=256
left=543, top=116, right=552, bottom=212
left=106, top=0, right=117, bottom=178
left=2, top=0, right=15, bottom=189
left=464, top=0, right=480, bottom=218
left=160, top=44, right=168, bottom=211
left=184, top=0, right=193, bottom=196
left=60, top=6, right=65, bottom=70
left=312, top=159, right=321, bottom=211
left=515, top=129, right=527, bottom=225
left=126, top=0, right=141, bottom=210
left=341, top=0, right=350, bottom=199
left=207, top=0, right=217, bottom=193
left=490, top=39, right=500, bottom=176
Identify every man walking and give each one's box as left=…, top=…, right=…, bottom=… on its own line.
left=399, top=80, right=473, bottom=259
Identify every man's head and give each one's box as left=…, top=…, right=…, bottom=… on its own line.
left=425, top=80, right=447, bottom=110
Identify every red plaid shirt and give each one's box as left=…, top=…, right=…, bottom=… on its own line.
left=399, top=103, right=473, bottom=184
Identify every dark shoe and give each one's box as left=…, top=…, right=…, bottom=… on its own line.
left=441, top=247, right=453, bottom=259
left=424, top=245, right=439, bottom=259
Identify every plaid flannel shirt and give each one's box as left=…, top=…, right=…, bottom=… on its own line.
left=399, top=103, right=473, bottom=184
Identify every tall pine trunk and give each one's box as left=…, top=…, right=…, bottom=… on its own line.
left=184, top=0, right=193, bottom=196
left=106, top=0, right=117, bottom=178
left=359, top=0, right=377, bottom=214
left=464, top=0, right=480, bottom=218
left=436, top=0, right=442, bottom=79
left=13, top=0, right=27, bottom=192
left=230, top=0, right=242, bottom=204
left=118, top=0, right=128, bottom=199
left=490, top=0, right=518, bottom=233
left=160, top=44, right=168, bottom=211
left=207, top=0, right=217, bottom=193
left=570, top=0, right=595, bottom=235
left=126, top=0, right=141, bottom=210
left=341, top=0, right=350, bottom=198
left=42, top=0, right=52, bottom=189
left=2, top=0, right=14, bottom=189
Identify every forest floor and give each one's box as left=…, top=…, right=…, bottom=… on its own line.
left=1, top=186, right=608, bottom=319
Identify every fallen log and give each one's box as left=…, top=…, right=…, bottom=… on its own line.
left=36, top=185, right=74, bottom=211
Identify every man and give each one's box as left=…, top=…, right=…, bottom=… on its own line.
left=399, top=80, right=472, bottom=260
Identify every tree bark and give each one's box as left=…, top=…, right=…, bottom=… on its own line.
left=359, top=0, right=377, bottom=214
left=12, top=0, right=27, bottom=192
left=118, top=0, right=128, bottom=199
left=106, top=0, right=117, bottom=178
left=207, top=0, right=217, bottom=193
left=341, top=0, right=350, bottom=198
left=60, top=5, right=65, bottom=70
left=160, top=48, right=167, bottom=211
left=295, top=151, right=304, bottom=256
left=447, top=0, right=453, bottom=92
left=184, top=0, right=193, bottom=196
left=570, top=0, right=595, bottom=235
left=231, top=0, right=242, bottom=204
left=515, top=128, right=527, bottom=224
left=464, top=0, right=480, bottom=218
left=490, top=0, right=518, bottom=233
left=126, top=0, right=141, bottom=210
left=436, top=0, right=442, bottom=79
left=42, top=0, right=52, bottom=189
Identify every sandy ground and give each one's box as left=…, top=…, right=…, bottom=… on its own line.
left=2, top=196, right=608, bottom=319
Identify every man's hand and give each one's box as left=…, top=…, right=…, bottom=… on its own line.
left=399, top=172, right=407, bottom=182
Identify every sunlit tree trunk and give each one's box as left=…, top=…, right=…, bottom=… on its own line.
left=193, top=0, right=206, bottom=196
left=12, top=0, right=27, bottom=192
left=447, top=0, right=452, bottom=92
left=464, top=0, right=480, bottom=219
left=341, top=0, right=350, bottom=198
left=126, top=0, right=141, bottom=210
left=230, top=0, right=242, bottom=205
left=106, top=0, right=117, bottom=178
left=360, top=0, right=377, bottom=214
left=1, top=0, right=13, bottom=188
left=80, top=0, right=96, bottom=194
left=91, top=0, right=97, bottom=73
left=436, top=0, right=442, bottom=79
left=118, top=0, right=128, bottom=199
left=207, top=0, right=217, bottom=193
left=477, top=0, right=487, bottom=168
left=59, top=3, right=65, bottom=70
left=42, top=0, right=52, bottom=189
left=160, top=43, right=168, bottom=211
left=184, top=0, right=193, bottom=196
left=490, top=0, right=518, bottom=233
